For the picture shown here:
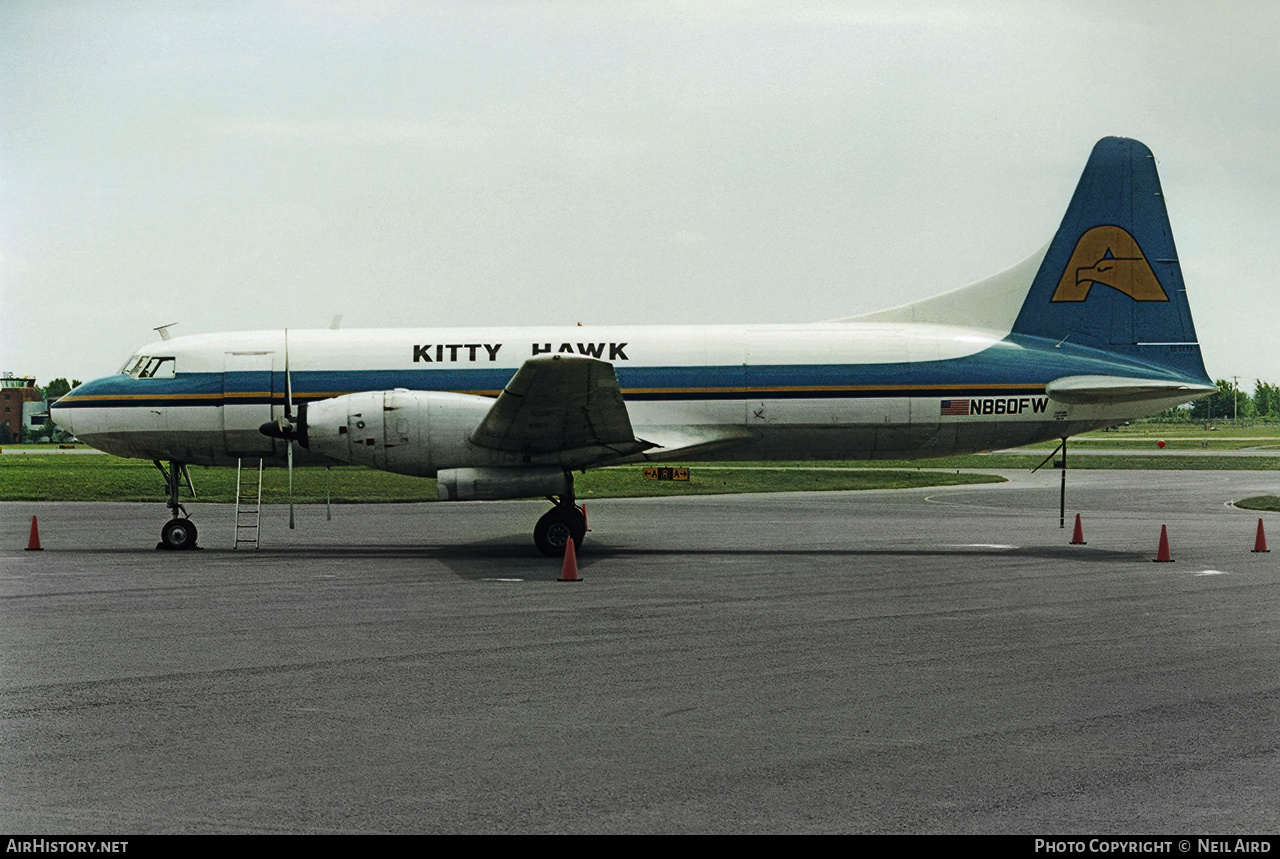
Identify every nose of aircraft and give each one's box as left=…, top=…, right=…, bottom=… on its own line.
left=47, top=379, right=94, bottom=437
left=47, top=394, right=76, bottom=436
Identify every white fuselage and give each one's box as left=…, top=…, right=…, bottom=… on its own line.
left=52, top=322, right=1200, bottom=470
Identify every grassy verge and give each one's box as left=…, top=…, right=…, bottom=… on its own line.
left=1051, top=439, right=1280, bottom=451
left=702, top=451, right=1280, bottom=471
left=580, top=467, right=1003, bottom=499
left=1081, top=423, right=1280, bottom=440
left=7, top=432, right=1276, bottom=504
left=0, top=454, right=1004, bottom=503
left=1236, top=496, right=1280, bottom=513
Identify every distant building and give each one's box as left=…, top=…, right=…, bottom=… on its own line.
left=1, top=374, right=45, bottom=443
left=23, top=400, right=50, bottom=434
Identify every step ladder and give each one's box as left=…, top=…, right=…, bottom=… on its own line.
left=233, top=458, right=263, bottom=549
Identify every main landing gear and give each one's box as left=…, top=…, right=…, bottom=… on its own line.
left=533, top=471, right=586, bottom=557
left=154, top=460, right=199, bottom=550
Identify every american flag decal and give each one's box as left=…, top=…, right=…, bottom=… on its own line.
left=940, top=399, right=970, bottom=416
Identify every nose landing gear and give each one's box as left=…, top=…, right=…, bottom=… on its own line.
left=159, top=516, right=199, bottom=550
left=154, top=460, right=200, bottom=550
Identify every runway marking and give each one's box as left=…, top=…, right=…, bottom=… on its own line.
left=1195, top=570, right=1229, bottom=576
left=485, top=577, right=526, bottom=582
left=923, top=492, right=1019, bottom=511
left=946, top=543, right=1017, bottom=550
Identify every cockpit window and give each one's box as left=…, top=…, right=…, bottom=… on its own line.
left=121, top=356, right=176, bottom=379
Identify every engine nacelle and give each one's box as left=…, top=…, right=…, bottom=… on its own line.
left=301, top=389, right=494, bottom=476
left=436, top=467, right=570, bottom=501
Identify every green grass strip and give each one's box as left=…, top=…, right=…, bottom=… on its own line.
left=1236, top=496, right=1280, bottom=513
left=0, top=454, right=1004, bottom=503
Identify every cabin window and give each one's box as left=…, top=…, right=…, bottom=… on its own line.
left=138, top=357, right=175, bottom=379
left=123, top=357, right=176, bottom=379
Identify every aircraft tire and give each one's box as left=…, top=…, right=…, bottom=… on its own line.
left=534, top=507, right=585, bottom=558
left=159, top=518, right=199, bottom=551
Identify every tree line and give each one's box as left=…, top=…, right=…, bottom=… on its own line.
left=1153, top=379, right=1280, bottom=422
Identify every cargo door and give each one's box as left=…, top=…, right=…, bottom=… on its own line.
left=223, top=351, right=277, bottom=455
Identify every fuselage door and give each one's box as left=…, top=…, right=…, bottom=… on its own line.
left=223, top=351, right=277, bottom=455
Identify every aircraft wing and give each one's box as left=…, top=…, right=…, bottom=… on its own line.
left=470, top=355, right=651, bottom=458
left=1045, top=375, right=1218, bottom=405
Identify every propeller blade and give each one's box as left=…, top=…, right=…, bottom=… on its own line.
left=283, top=327, right=295, bottom=422
left=288, top=439, right=295, bottom=530
left=282, top=331, right=298, bottom=530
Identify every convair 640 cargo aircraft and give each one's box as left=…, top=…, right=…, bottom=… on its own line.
left=51, top=138, right=1215, bottom=555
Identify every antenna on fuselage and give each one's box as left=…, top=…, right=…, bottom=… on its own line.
left=154, top=323, right=178, bottom=341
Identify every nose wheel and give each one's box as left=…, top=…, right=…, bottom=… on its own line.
left=159, top=517, right=199, bottom=551
left=154, top=459, right=201, bottom=550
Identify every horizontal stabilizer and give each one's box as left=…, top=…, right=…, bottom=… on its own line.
left=1045, top=375, right=1217, bottom=405
left=470, top=355, right=650, bottom=457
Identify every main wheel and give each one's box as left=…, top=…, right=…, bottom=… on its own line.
left=159, top=517, right=199, bottom=550
left=533, top=507, right=586, bottom=557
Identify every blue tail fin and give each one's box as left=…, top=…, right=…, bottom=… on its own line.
left=1011, top=137, right=1210, bottom=382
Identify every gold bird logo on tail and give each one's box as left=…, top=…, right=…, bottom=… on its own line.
left=1050, top=225, right=1169, bottom=302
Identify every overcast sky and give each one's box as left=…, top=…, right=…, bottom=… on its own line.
left=2, top=1, right=1277, bottom=391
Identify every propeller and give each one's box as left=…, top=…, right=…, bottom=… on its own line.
left=257, top=329, right=306, bottom=528
left=285, top=328, right=295, bottom=530
left=258, top=407, right=306, bottom=443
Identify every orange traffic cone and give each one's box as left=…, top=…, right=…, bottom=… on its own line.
left=1070, top=514, right=1086, bottom=545
left=25, top=516, right=42, bottom=551
left=580, top=503, right=589, bottom=532
left=558, top=536, right=581, bottom=582
left=1153, top=525, right=1174, bottom=563
left=1253, top=518, right=1270, bottom=553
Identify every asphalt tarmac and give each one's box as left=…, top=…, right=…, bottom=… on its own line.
left=2, top=469, right=1279, bottom=834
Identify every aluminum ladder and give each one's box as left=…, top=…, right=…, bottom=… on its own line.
left=233, top=458, right=263, bottom=549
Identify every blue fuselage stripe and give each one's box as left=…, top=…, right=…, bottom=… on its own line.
left=52, top=338, right=1196, bottom=410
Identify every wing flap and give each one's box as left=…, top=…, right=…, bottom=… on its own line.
left=635, top=425, right=757, bottom=459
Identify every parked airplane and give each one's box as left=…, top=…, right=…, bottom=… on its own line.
left=51, top=137, right=1215, bottom=555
